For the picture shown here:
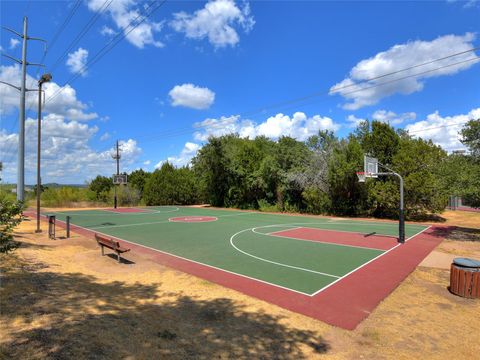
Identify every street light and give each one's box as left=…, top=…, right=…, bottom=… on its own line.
left=35, top=73, right=52, bottom=233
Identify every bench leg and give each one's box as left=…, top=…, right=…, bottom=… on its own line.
left=101, top=245, right=104, bottom=256
left=117, top=251, right=121, bottom=263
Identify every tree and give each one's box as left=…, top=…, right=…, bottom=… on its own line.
left=88, top=175, right=112, bottom=201
left=327, top=136, right=366, bottom=216
left=143, top=163, right=198, bottom=205
left=460, top=118, right=480, bottom=158
left=128, top=169, right=151, bottom=196
left=192, top=136, right=233, bottom=207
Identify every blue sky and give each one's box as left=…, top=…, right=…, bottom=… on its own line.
left=1, top=0, right=479, bottom=184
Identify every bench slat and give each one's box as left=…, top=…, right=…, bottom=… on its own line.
left=95, top=234, right=130, bottom=253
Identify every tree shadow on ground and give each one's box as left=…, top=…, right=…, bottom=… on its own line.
left=446, top=227, right=480, bottom=242
left=1, top=255, right=329, bottom=359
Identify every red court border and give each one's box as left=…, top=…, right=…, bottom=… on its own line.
left=25, top=210, right=451, bottom=330
left=169, top=216, right=218, bottom=223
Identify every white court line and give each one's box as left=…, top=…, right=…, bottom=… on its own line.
left=230, top=227, right=341, bottom=279
left=309, top=225, right=432, bottom=296
left=60, top=219, right=316, bottom=297
left=266, top=226, right=303, bottom=235
left=53, top=211, right=432, bottom=297
left=49, top=206, right=180, bottom=217
left=89, top=211, right=258, bottom=230
left=259, top=227, right=389, bottom=252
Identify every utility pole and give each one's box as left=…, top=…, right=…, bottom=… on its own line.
left=36, top=74, right=53, bottom=233
left=112, top=140, right=121, bottom=209
left=2, top=17, right=46, bottom=202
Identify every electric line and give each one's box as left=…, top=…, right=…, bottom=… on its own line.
left=45, top=0, right=166, bottom=106
left=24, top=0, right=83, bottom=120
left=48, top=0, right=113, bottom=73
left=96, top=56, right=480, bottom=148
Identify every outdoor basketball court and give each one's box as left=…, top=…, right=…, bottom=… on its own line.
left=32, top=206, right=447, bottom=329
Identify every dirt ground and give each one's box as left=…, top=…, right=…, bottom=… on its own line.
left=1, top=209, right=479, bottom=359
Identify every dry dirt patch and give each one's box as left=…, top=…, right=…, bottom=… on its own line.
left=1, top=212, right=479, bottom=359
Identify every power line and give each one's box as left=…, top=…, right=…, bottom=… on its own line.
left=45, top=0, right=166, bottom=106
left=24, top=0, right=83, bottom=120
left=96, top=56, right=480, bottom=148
left=48, top=0, right=113, bottom=73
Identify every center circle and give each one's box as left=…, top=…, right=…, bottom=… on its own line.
left=169, top=216, right=218, bottom=223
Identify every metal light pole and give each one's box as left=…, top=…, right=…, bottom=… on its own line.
left=35, top=73, right=52, bottom=233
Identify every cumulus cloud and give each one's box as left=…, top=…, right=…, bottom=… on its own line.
left=66, top=48, right=89, bottom=76
left=372, top=110, right=416, bottom=125
left=171, top=0, right=255, bottom=48
left=87, top=0, right=164, bottom=48
left=9, top=38, right=20, bottom=49
left=405, top=108, right=480, bottom=152
left=169, top=83, right=215, bottom=110
left=155, top=141, right=200, bottom=168
left=100, top=132, right=111, bottom=141
left=0, top=114, right=141, bottom=183
left=330, top=33, right=479, bottom=110
left=100, top=25, right=116, bottom=36
left=0, top=64, right=97, bottom=121
left=193, top=112, right=340, bottom=142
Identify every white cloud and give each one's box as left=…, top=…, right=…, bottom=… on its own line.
left=193, top=112, right=340, bottom=142
left=87, top=0, right=164, bottom=48
left=155, top=142, right=200, bottom=168
left=405, top=108, right=480, bottom=152
left=9, top=38, right=20, bottom=49
left=0, top=64, right=97, bottom=121
left=346, top=114, right=366, bottom=127
left=0, top=114, right=142, bottom=183
left=330, top=33, right=479, bottom=110
left=169, top=83, right=215, bottom=110
left=171, top=0, right=255, bottom=48
left=372, top=110, right=416, bottom=125
left=66, top=48, right=89, bottom=76
left=143, top=160, right=151, bottom=165
left=100, top=132, right=111, bottom=141
left=100, top=25, right=116, bottom=36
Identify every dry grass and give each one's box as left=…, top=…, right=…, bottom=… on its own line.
left=1, top=210, right=479, bottom=359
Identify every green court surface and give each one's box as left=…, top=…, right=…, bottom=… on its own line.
left=47, top=207, right=428, bottom=296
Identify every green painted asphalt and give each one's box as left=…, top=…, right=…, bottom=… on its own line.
left=48, top=207, right=428, bottom=295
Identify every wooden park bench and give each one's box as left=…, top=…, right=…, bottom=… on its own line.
left=95, top=233, right=130, bottom=263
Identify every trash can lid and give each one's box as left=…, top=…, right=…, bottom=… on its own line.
left=453, top=258, right=480, bottom=268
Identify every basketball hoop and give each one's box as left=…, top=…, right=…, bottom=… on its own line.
left=356, top=172, right=367, bottom=183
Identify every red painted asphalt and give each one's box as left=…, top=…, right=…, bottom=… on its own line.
left=25, top=210, right=449, bottom=330
left=269, top=227, right=398, bottom=250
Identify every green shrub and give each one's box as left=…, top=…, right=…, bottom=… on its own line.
left=257, top=199, right=279, bottom=212
left=0, top=198, right=24, bottom=253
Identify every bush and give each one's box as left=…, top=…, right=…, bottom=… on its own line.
left=0, top=197, right=24, bottom=253
left=41, top=187, right=97, bottom=207
left=115, top=185, right=141, bottom=206
left=257, top=199, right=280, bottom=212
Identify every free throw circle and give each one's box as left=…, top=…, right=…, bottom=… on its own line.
left=169, top=216, right=218, bottom=223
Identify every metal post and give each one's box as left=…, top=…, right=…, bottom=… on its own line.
left=398, top=173, right=405, bottom=244
left=35, top=82, right=43, bottom=233
left=113, top=140, right=120, bottom=209
left=17, top=16, right=28, bottom=202
left=66, top=216, right=70, bottom=238
left=374, top=171, right=405, bottom=244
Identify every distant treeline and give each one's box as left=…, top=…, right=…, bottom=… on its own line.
left=86, top=118, right=480, bottom=219
left=4, top=119, right=476, bottom=218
